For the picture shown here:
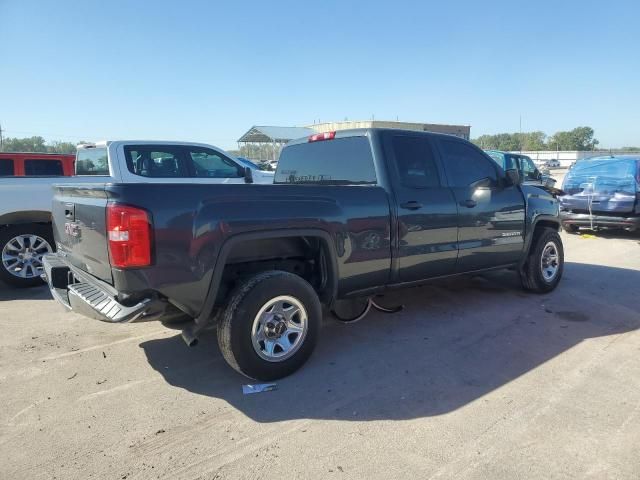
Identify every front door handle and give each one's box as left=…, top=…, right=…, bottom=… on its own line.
left=461, top=199, right=477, bottom=208
left=400, top=201, right=422, bottom=210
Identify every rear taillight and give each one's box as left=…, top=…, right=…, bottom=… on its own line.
left=308, top=131, right=336, bottom=142
left=106, top=204, right=152, bottom=268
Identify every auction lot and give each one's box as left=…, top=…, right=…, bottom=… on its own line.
left=1, top=231, right=639, bottom=479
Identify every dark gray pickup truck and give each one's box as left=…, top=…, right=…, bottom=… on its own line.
left=44, top=129, right=564, bottom=380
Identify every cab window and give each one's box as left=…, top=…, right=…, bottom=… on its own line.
left=519, top=156, right=540, bottom=181
left=24, top=159, right=63, bottom=176
left=125, top=146, right=187, bottom=177
left=0, top=159, right=14, bottom=176
left=390, top=135, right=441, bottom=187
left=189, top=148, right=242, bottom=178
left=439, top=140, right=497, bottom=187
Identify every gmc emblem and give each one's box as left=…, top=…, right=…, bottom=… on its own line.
left=64, top=222, right=80, bottom=237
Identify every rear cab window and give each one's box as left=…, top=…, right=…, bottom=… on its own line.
left=76, top=147, right=110, bottom=175
left=275, top=136, right=376, bottom=185
left=24, top=159, right=63, bottom=176
left=0, top=158, right=14, bottom=176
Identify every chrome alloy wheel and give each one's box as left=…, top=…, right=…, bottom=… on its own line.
left=540, top=241, right=560, bottom=282
left=251, top=295, right=308, bottom=362
left=1, top=234, right=52, bottom=279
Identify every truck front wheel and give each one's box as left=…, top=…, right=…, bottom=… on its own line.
left=520, top=228, right=564, bottom=293
left=217, top=270, right=322, bottom=380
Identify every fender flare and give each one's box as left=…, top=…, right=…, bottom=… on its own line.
left=520, top=214, right=561, bottom=267
left=195, top=228, right=339, bottom=324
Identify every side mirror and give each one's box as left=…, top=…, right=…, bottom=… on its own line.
left=243, top=166, right=254, bottom=184
left=504, top=168, right=520, bottom=186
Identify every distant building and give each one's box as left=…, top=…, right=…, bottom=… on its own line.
left=307, top=120, right=471, bottom=140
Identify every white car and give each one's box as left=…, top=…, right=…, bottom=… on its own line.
left=544, top=159, right=561, bottom=168
left=0, top=140, right=273, bottom=287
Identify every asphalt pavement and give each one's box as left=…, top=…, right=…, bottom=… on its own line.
left=1, top=231, right=639, bottom=479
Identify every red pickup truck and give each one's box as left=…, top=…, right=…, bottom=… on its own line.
left=0, top=152, right=75, bottom=176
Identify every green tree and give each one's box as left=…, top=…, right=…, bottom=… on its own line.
left=519, top=131, right=546, bottom=150
left=0, top=136, right=81, bottom=154
left=47, top=141, right=78, bottom=154
left=474, top=126, right=598, bottom=152
left=1, top=136, right=48, bottom=152
left=547, top=127, right=598, bottom=151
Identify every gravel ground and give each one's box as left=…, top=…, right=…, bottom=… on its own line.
left=1, top=231, right=639, bottom=480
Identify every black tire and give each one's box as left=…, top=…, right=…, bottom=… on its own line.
left=562, top=223, right=579, bottom=234
left=217, top=270, right=322, bottom=380
left=520, top=228, right=564, bottom=293
left=0, top=224, right=54, bottom=288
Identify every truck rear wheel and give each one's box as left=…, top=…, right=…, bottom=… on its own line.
left=217, top=270, right=322, bottom=380
left=520, top=228, right=564, bottom=293
left=0, top=224, right=54, bottom=288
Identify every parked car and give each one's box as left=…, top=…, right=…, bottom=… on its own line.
left=486, top=151, right=557, bottom=189
left=0, top=140, right=271, bottom=287
left=43, top=129, right=564, bottom=380
left=0, top=152, right=75, bottom=176
left=544, top=159, right=561, bottom=168
left=559, top=155, right=640, bottom=232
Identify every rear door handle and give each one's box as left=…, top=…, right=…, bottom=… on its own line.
left=460, top=199, right=477, bottom=208
left=400, top=201, right=422, bottom=210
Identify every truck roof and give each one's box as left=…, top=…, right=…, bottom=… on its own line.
left=284, top=127, right=468, bottom=147
left=0, top=152, right=75, bottom=156
left=77, top=140, right=223, bottom=150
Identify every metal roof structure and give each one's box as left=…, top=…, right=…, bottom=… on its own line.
left=237, top=126, right=315, bottom=144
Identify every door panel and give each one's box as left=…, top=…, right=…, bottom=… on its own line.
left=452, top=184, right=526, bottom=271
left=383, top=133, right=459, bottom=283
left=436, top=138, right=525, bottom=272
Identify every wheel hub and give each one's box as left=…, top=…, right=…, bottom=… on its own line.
left=264, top=316, right=287, bottom=338
left=2, top=234, right=52, bottom=279
left=251, top=295, right=309, bottom=362
left=540, top=241, right=559, bottom=282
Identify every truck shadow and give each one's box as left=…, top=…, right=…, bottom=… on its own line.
left=0, top=283, right=52, bottom=301
left=140, top=262, right=640, bottom=423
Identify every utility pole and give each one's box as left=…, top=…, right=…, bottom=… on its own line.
left=0, top=122, right=4, bottom=149
left=519, top=115, right=522, bottom=153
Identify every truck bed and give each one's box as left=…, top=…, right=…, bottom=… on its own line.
left=51, top=182, right=393, bottom=318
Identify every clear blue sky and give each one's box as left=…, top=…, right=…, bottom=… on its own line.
left=2, top=0, right=639, bottom=149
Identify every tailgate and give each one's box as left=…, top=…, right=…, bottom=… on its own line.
left=52, top=184, right=113, bottom=284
